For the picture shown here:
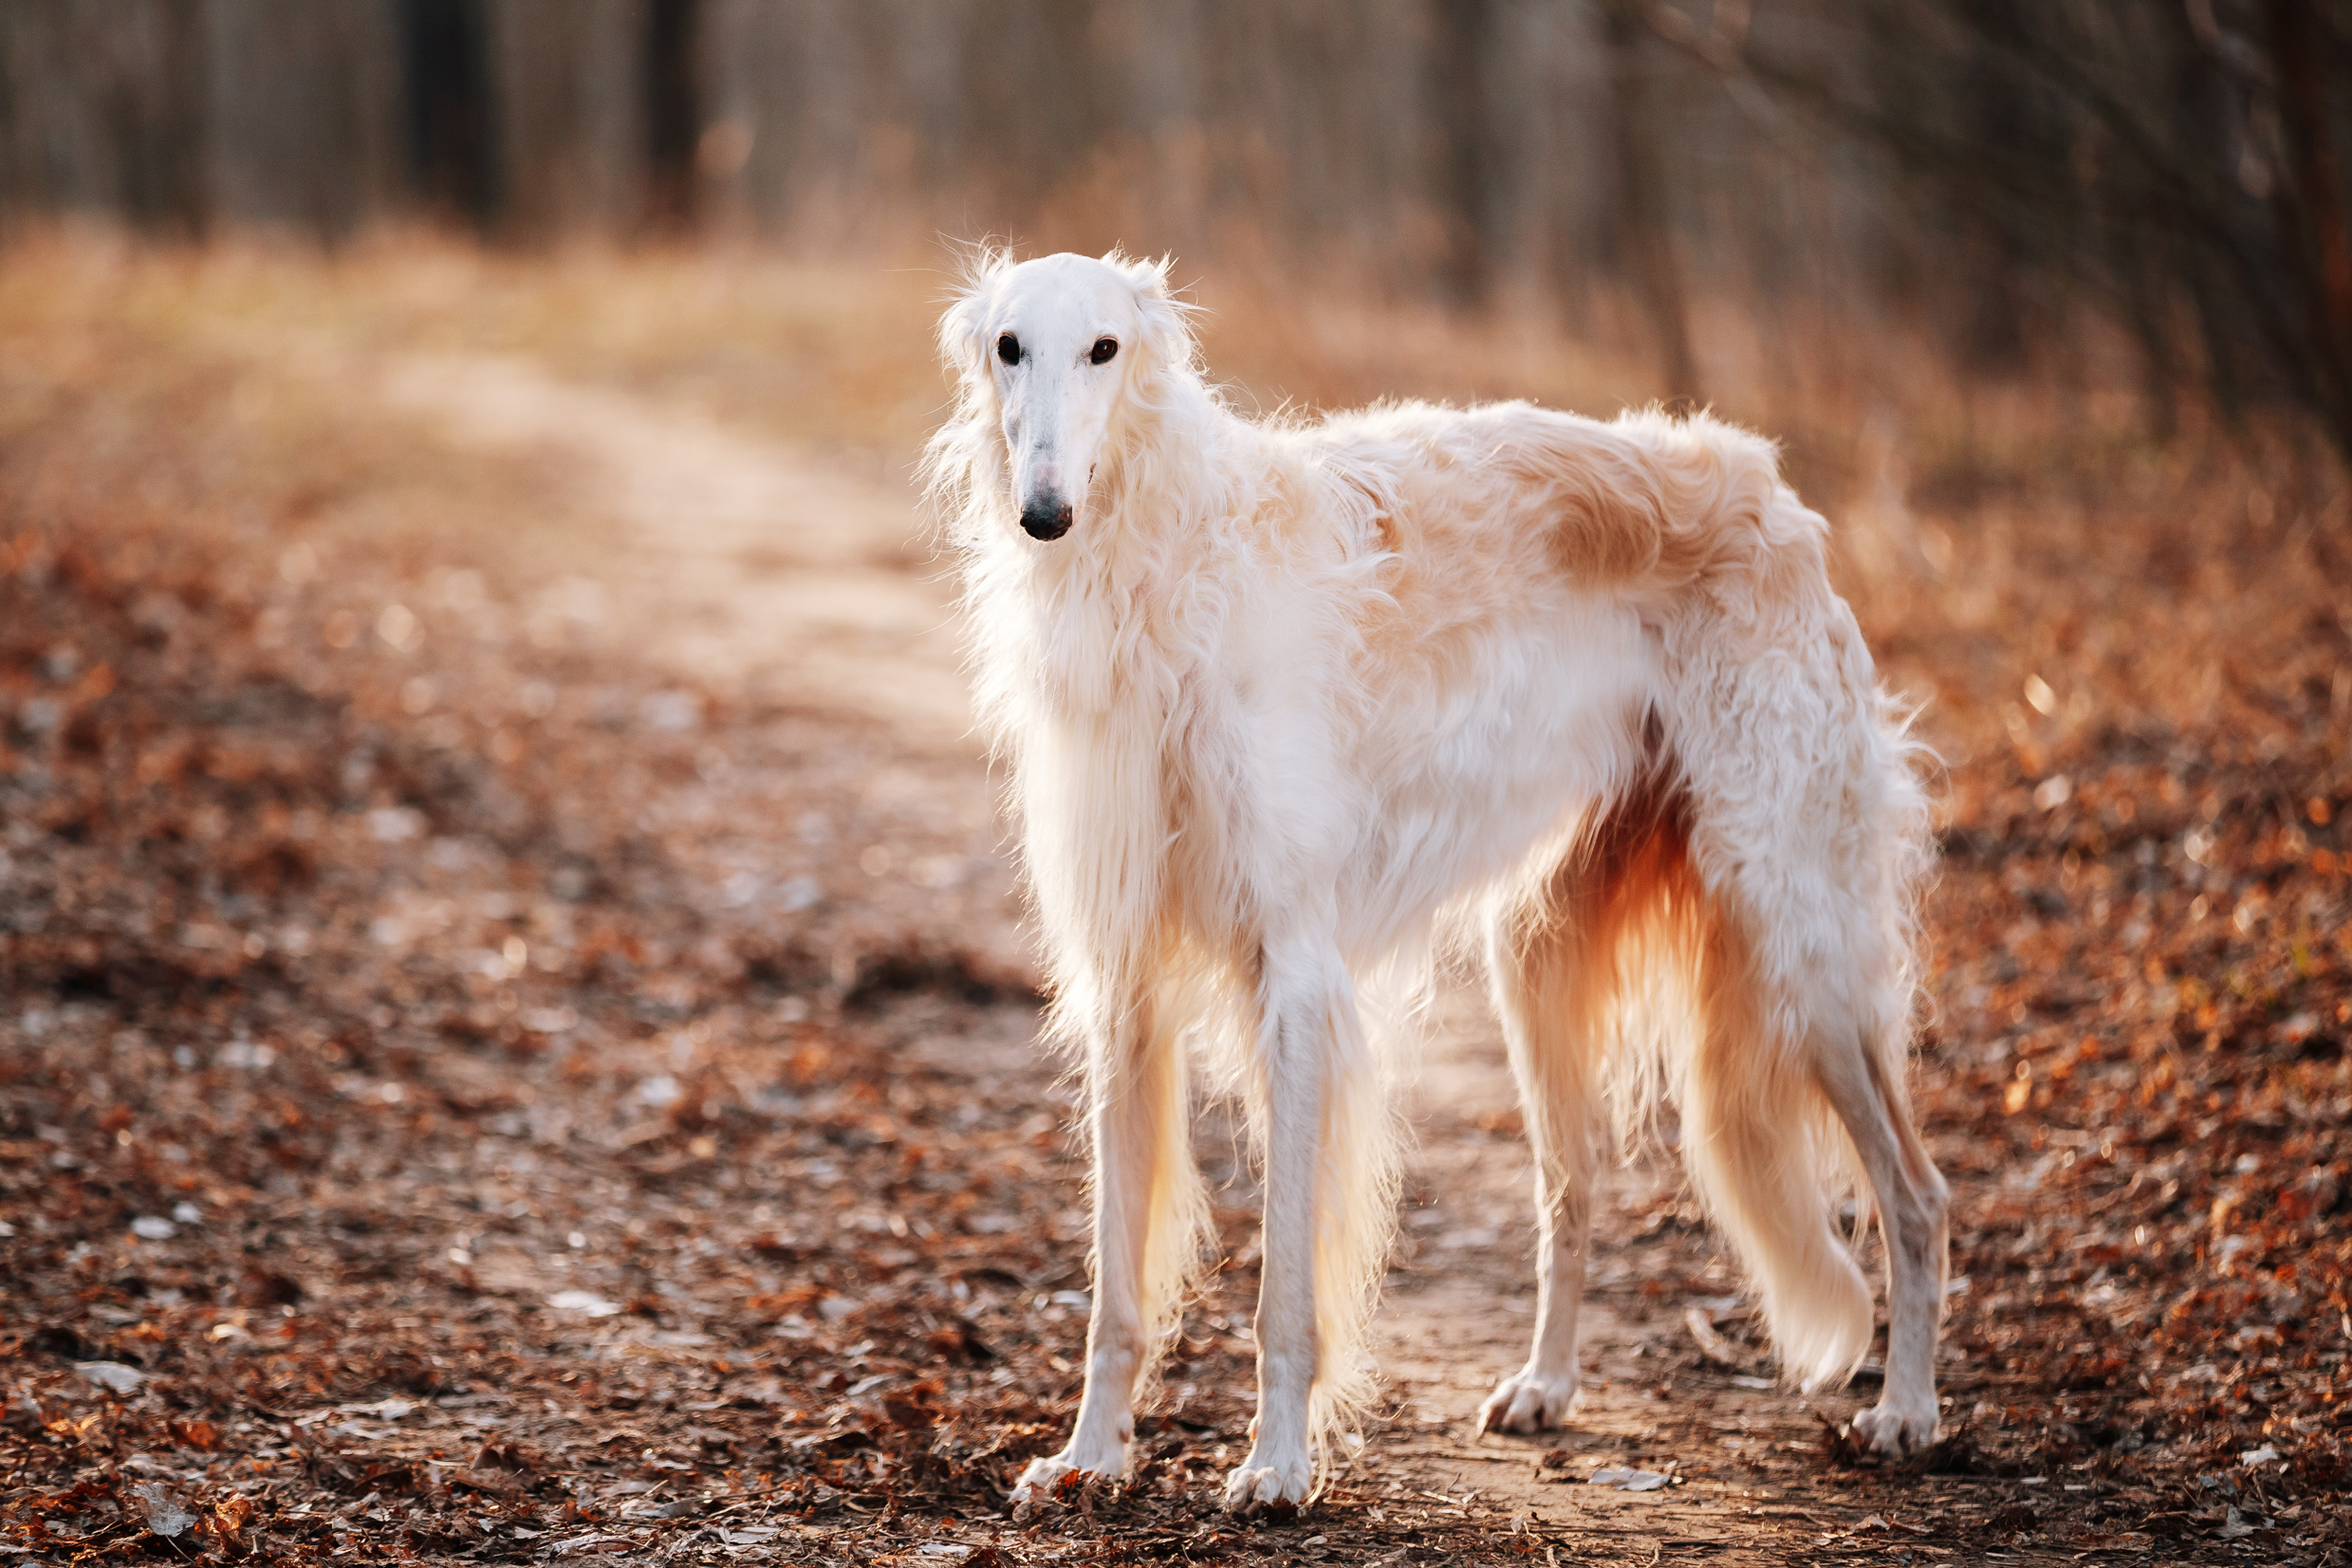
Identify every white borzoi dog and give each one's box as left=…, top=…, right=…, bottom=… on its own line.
left=926, top=249, right=1949, bottom=1511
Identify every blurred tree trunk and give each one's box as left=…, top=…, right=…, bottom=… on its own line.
left=962, top=0, right=1100, bottom=210
left=490, top=0, right=645, bottom=238
left=641, top=0, right=702, bottom=232
left=400, top=0, right=502, bottom=228
left=1948, top=0, right=2036, bottom=370
left=2263, top=0, right=2352, bottom=454
left=1429, top=0, right=1498, bottom=305
left=131, top=0, right=212, bottom=235
left=1603, top=0, right=1699, bottom=402
left=209, top=0, right=401, bottom=240
left=0, top=1, right=213, bottom=235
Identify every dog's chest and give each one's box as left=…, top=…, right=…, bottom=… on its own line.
left=1004, top=552, right=1236, bottom=721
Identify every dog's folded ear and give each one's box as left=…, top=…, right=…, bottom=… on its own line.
left=1110, top=250, right=1176, bottom=298
left=935, top=288, right=983, bottom=379
left=936, top=242, right=1017, bottom=379
left=1103, top=251, right=1199, bottom=381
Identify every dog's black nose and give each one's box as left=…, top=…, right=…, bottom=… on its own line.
left=1020, top=499, right=1074, bottom=541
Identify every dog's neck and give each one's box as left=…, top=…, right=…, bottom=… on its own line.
left=1105, top=378, right=1265, bottom=555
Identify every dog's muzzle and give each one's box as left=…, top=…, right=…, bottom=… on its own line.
left=1020, top=495, right=1075, bottom=541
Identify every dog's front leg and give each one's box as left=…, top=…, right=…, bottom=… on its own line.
left=1225, top=983, right=1324, bottom=1511
left=1012, top=1003, right=1172, bottom=1503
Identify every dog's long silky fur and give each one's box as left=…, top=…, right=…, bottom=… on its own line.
left=927, top=250, right=1949, bottom=1507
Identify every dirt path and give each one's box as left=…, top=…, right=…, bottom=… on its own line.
left=359, top=356, right=2059, bottom=1562
left=376, top=351, right=972, bottom=752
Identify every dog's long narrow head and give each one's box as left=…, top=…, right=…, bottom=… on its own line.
left=936, top=249, right=1188, bottom=544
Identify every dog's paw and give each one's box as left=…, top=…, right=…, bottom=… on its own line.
left=1009, top=1446, right=1120, bottom=1510
left=1221, top=1448, right=1312, bottom=1513
left=1851, top=1398, right=1939, bottom=1457
left=1477, top=1368, right=1581, bottom=1434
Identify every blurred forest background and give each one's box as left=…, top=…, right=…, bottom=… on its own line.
left=3, top=0, right=2350, bottom=457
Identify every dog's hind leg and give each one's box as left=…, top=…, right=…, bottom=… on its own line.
left=1475, top=853, right=1620, bottom=1434
left=1014, top=989, right=1204, bottom=1502
left=1810, top=1013, right=1949, bottom=1456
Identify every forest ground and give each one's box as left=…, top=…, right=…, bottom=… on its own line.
left=0, top=237, right=2347, bottom=1565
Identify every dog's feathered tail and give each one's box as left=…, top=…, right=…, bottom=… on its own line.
left=1668, top=918, right=1880, bottom=1390
left=1517, top=787, right=1915, bottom=1398
left=1488, top=802, right=1880, bottom=1394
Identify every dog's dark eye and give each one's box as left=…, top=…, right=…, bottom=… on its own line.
left=1090, top=337, right=1119, bottom=365
left=997, top=333, right=1021, bottom=366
